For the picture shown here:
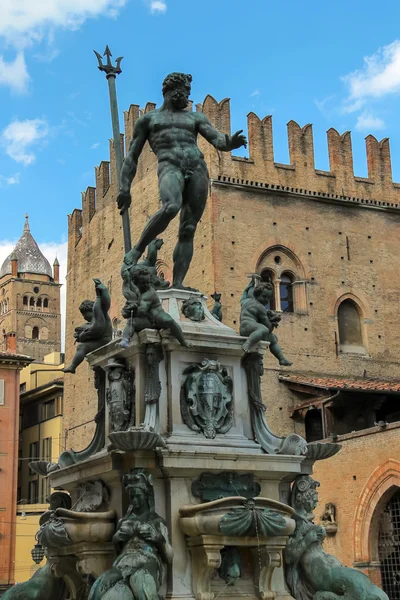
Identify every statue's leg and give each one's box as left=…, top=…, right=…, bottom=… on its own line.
left=129, top=569, right=159, bottom=600
left=172, top=168, right=208, bottom=287
left=154, top=313, right=192, bottom=348
left=63, top=343, right=87, bottom=373
left=133, top=167, right=184, bottom=258
left=269, top=334, right=293, bottom=366
left=242, top=325, right=269, bottom=353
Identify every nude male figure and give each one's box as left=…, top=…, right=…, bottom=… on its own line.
left=117, top=72, right=247, bottom=289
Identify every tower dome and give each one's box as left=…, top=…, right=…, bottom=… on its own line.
left=0, top=215, right=53, bottom=279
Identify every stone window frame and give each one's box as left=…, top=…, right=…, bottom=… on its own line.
left=334, top=293, right=369, bottom=356
left=256, top=245, right=307, bottom=314
left=354, top=459, right=400, bottom=565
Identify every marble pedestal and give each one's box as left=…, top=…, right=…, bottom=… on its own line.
left=50, top=289, right=311, bottom=600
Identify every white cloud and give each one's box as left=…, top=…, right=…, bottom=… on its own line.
left=1, top=119, right=49, bottom=166
left=0, top=1, right=128, bottom=91
left=149, top=1, right=167, bottom=14
left=0, top=172, right=20, bottom=186
left=343, top=40, right=400, bottom=104
left=91, top=142, right=100, bottom=149
left=33, top=47, right=60, bottom=63
left=0, top=239, right=68, bottom=350
left=250, top=89, right=260, bottom=97
left=0, top=1, right=128, bottom=48
left=0, top=52, right=29, bottom=93
left=355, top=110, right=385, bottom=132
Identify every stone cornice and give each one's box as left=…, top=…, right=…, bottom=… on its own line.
left=211, top=176, right=400, bottom=214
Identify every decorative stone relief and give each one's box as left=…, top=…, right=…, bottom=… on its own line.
left=75, top=481, right=109, bottom=512
left=180, top=359, right=233, bottom=438
left=320, top=502, right=338, bottom=534
left=242, top=352, right=340, bottom=459
left=109, top=342, right=166, bottom=451
left=192, top=472, right=260, bottom=502
left=219, top=499, right=288, bottom=537
left=182, top=295, right=205, bottom=321
left=180, top=496, right=295, bottom=600
left=88, top=468, right=173, bottom=600
left=105, top=357, right=133, bottom=432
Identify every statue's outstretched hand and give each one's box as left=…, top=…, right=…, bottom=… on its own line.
left=117, top=189, right=132, bottom=213
left=230, top=129, right=247, bottom=150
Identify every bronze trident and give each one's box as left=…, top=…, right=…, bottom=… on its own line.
left=94, top=46, right=132, bottom=253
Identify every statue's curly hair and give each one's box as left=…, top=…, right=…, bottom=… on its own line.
left=79, top=299, right=94, bottom=313
left=131, top=266, right=152, bottom=284
left=253, top=282, right=274, bottom=299
left=162, top=72, right=192, bottom=96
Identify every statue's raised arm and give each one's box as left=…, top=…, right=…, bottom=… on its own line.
left=116, top=72, right=247, bottom=289
left=196, top=112, right=247, bottom=152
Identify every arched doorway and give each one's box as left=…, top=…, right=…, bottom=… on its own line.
left=379, top=488, right=400, bottom=599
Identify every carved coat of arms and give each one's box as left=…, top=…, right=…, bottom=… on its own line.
left=180, top=359, right=234, bottom=438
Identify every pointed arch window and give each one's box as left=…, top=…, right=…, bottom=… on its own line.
left=32, top=326, right=39, bottom=340
left=29, top=297, right=34, bottom=307
left=338, top=299, right=365, bottom=353
left=23, top=296, right=28, bottom=307
left=256, top=245, right=307, bottom=314
left=36, top=298, right=42, bottom=310
left=43, top=298, right=49, bottom=309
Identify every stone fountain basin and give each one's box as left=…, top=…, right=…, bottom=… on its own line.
left=179, top=496, right=295, bottom=538
left=55, top=508, right=116, bottom=544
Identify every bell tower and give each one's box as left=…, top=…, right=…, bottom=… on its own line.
left=0, top=215, right=61, bottom=361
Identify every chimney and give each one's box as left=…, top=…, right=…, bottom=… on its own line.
left=53, top=257, right=60, bottom=283
left=10, top=251, right=18, bottom=278
left=8, top=333, right=16, bottom=353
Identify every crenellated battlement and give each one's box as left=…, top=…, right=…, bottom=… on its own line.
left=69, top=93, right=400, bottom=246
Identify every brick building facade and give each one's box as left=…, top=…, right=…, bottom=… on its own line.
left=65, top=93, right=400, bottom=593
left=0, top=216, right=62, bottom=361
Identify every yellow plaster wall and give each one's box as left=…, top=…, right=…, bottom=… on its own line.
left=14, top=505, right=47, bottom=582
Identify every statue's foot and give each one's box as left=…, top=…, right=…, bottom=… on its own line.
left=171, top=283, right=200, bottom=292
left=124, top=247, right=141, bottom=266
left=118, top=338, right=130, bottom=349
left=62, top=366, right=76, bottom=374
left=279, top=358, right=293, bottom=366
left=242, top=341, right=251, bottom=353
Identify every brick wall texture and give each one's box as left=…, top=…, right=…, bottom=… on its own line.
left=65, top=93, right=400, bottom=576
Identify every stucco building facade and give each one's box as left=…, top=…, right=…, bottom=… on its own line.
left=0, top=352, right=32, bottom=591
left=65, top=93, right=400, bottom=595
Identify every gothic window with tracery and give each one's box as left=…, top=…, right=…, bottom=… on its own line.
left=256, top=246, right=306, bottom=313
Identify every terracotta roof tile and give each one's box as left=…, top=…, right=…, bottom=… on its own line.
left=279, top=374, right=400, bottom=393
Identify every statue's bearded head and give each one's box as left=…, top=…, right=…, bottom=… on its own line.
left=162, top=72, right=192, bottom=109
left=182, top=296, right=205, bottom=322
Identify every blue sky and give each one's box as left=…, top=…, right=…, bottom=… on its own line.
left=1, top=0, right=400, bottom=252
